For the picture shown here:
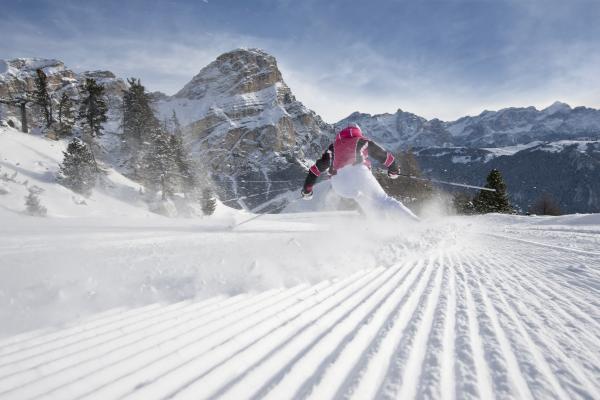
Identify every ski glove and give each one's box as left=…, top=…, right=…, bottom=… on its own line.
left=388, top=165, right=400, bottom=179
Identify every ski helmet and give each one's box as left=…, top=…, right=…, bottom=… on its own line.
left=343, top=123, right=363, bottom=137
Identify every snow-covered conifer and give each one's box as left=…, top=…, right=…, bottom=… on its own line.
left=34, top=69, right=53, bottom=128
left=78, top=78, right=107, bottom=137
left=57, top=93, right=75, bottom=137
left=24, top=188, right=47, bottom=216
left=201, top=187, right=217, bottom=216
left=169, top=133, right=198, bottom=197
left=140, top=128, right=177, bottom=199
left=122, top=78, right=156, bottom=147
left=171, top=110, right=182, bottom=136
left=57, top=138, right=97, bottom=196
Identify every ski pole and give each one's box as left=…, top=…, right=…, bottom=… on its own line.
left=239, top=179, right=305, bottom=183
left=396, top=173, right=496, bottom=192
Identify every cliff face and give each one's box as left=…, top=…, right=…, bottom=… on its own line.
left=156, top=49, right=333, bottom=208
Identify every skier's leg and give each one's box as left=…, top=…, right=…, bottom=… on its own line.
left=352, top=166, right=419, bottom=221
left=361, top=191, right=420, bottom=221
left=330, top=166, right=360, bottom=199
left=332, top=165, right=419, bottom=221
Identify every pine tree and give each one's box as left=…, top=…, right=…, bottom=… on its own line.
left=57, top=138, right=97, bottom=195
left=121, top=79, right=201, bottom=205
left=24, top=189, right=47, bottom=216
left=78, top=78, right=108, bottom=137
left=474, top=169, right=512, bottom=214
left=122, top=78, right=156, bottom=146
left=171, top=110, right=182, bottom=136
left=34, top=69, right=53, bottom=128
left=140, top=128, right=177, bottom=199
left=169, top=133, right=198, bottom=197
left=121, top=78, right=163, bottom=179
left=57, top=93, right=75, bottom=137
left=201, top=187, right=217, bottom=216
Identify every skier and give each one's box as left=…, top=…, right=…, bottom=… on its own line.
left=301, top=123, right=419, bottom=221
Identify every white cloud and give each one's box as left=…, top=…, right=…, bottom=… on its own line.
left=2, top=2, right=599, bottom=123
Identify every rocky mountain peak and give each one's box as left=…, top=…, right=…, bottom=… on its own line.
left=542, top=101, right=572, bottom=115
left=175, top=48, right=284, bottom=100
left=0, top=58, right=77, bottom=103
left=0, top=58, right=65, bottom=75
left=155, top=48, right=332, bottom=207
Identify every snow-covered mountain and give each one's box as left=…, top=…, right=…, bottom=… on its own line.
left=155, top=49, right=333, bottom=208
left=336, top=110, right=453, bottom=149
left=337, top=102, right=600, bottom=149
left=447, top=102, right=600, bottom=147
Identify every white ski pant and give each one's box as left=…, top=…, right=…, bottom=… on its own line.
left=331, top=164, right=419, bottom=221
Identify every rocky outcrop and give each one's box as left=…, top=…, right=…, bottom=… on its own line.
left=0, top=59, right=75, bottom=99
left=0, top=58, right=127, bottom=130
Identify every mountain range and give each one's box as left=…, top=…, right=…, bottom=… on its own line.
left=1, top=50, right=599, bottom=213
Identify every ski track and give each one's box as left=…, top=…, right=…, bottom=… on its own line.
left=1, top=228, right=599, bottom=399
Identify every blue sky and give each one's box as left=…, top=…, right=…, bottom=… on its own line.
left=2, top=0, right=600, bottom=122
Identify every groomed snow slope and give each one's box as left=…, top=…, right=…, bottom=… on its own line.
left=0, top=213, right=599, bottom=399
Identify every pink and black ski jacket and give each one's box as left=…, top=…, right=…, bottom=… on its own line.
left=303, top=125, right=398, bottom=193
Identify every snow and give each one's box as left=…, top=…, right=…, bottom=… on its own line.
left=451, top=155, right=474, bottom=164
left=482, top=141, right=543, bottom=157
left=0, top=58, right=65, bottom=82
left=535, top=140, right=598, bottom=154
left=155, top=83, right=284, bottom=128
left=1, top=128, right=600, bottom=399
left=542, top=101, right=572, bottom=116
left=0, top=211, right=598, bottom=399
left=0, top=126, right=154, bottom=218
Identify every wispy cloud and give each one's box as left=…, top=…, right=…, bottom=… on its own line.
left=1, top=0, right=599, bottom=122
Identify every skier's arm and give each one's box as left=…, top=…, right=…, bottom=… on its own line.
left=302, top=144, right=333, bottom=195
left=363, top=140, right=399, bottom=177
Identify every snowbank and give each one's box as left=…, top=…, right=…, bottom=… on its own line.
left=0, top=126, right=154, bottom=218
